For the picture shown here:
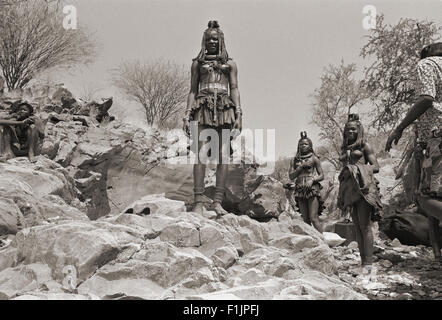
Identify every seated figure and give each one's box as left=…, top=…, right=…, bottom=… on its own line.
left=0, top=102, right=45, bottom=162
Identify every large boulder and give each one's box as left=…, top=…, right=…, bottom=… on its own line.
left=6, top=221, right=143, bottom=280
left=0, top=263, right=57, bottom=300
left=238, top=175, right=286, bottom=221
left=380, top=210, right=442, bottom=246
left=0, top=157, right=87, bottom=230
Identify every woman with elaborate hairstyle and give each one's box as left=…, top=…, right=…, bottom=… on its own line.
left=386, top=42, right=442, bottom=260
left=287, top=131, right=324, bottom=232
left=338, top=114, right=382, bottom=273
left=182, top=21, right=242, bottom=216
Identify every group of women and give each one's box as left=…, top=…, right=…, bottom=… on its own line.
left=183, top=21, right=442, bottom=277
left=286, top=114, right=382, bottom=273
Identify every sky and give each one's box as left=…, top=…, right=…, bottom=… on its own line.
left=50, top=0, right=442, bottom=159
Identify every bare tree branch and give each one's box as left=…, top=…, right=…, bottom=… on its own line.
left=0, top=0, right=96, bottom=89
left=111, top=59, right=189, bottom=128
left=311, top=61, right=367, bottom=168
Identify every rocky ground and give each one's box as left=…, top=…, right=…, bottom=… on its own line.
left=0, top=161, right=366, bottom=300
left=332, top=238, right=442, bottom=300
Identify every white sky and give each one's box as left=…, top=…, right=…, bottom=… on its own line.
left=50, top=0, right=442, bottom=159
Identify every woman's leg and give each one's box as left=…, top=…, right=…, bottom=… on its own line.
left=308, top=197, right=323, bottom=233
left=26, top=124, right=39, bottom=162
left=0, top=125, right=16, bottom=160
left=355, top=200, right=374, bottom=265
left=350, top=206, right=365, bottom=265
left=418, top=196, right=441, bottom=259
left=192, top=124, right=208, bottom=214
left=298, top=199, right=311, bottom=225
left=211, top=126, right=229, bottom=216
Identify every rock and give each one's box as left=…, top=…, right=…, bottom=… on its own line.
left=123, top=194, right=185, bottom=216
left=71, top=97, right=113, bottom=122
left=379, top=260, right=393, bottom=268
left=189, top=279, right=285, bottom=300
left=159, top=221, right=200, bottom=247
left=390, top=238, right=402, bottom=247
left=289, top=218, right=324, bottom=243
left=362, top=281, right=388, bottom=290
left=51, top=86, right=76, bottom=109
left=211, top=246, right=239, bottom=269
left=0, top=160, right=74, bottom=201
left=78, top=241, right=217, bottom=299
left=348, top=241, right=359, bottom=250
left=0, top=199, right=25, bottom=235
left=269, top=234, right=317, bottom=252
left=299, top=244, right=338, bottom=276
left=397, top=293, right=413, bottom=300
left=323, top=232, right=346, bottom=247
left=10, top=221, right=142, bottom=281
left=278, top=272, right=368, bottom=300
left=238, top=175, right=286, bottom=221
left=199, top=224, right=236, bottom=257
left=380, top=211, right=441, bottom=246
left=0, top=263, right=55, bottom=299
left=13, top=293, right=97, bottom=300
left=107, top=213, right=174, bottom=239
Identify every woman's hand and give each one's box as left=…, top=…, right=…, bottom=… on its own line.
left=233, top=115, right=242, bottom=132
left=385, top=127, right=403, bottom=152
left=183, top=118, right=190, bottom=136
left=22, top=118, right=34, bottom=126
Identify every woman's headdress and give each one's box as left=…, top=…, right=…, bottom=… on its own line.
left=194, top=20, right=229, bottom=64
left=295, top=131, right=314, bottom=159
left=342, top=113, right=365, bottom=151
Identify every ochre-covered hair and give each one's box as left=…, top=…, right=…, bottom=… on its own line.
left=194, top=20, right=229, bottom=64
left=341, top=113, right=365, bottom=151
left=295, top=131, right=314, bottom=160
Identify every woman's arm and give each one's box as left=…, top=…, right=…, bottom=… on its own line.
left=228, top=61, right=242, bottom=130
left=289, top=160, right=305, bottom=180
left=364, top=143, right=380, bottom=173
left=0, top=119, right=23, bottom=126
left=228, top=60, right=240, bottom=108
left=185, top=60, right=200, bottom=114
left=313, top=155, right=324, bottom=183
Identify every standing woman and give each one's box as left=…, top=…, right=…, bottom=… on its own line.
left=338, top=114, right=382, bottom=272
left=288, top=131, right=324, bottom=232
left=182, top=21, right=242, bottom=216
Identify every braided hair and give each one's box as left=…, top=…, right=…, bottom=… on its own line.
left=194, top=20, right=229, bottom=64
left=294, top=131, right=316, bottom=160
left=341, top=113, right=366, bottom=152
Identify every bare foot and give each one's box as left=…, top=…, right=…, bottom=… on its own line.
left=192, top=202, right=205, bottom=214
left=28, top=154, right=37, bottom=163
left=210, top=202, right=228, bottom=217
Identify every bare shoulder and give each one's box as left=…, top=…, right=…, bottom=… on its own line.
left=363, top=142, right=376, bottom=154
left=227, top=59, right=237, bottom=69
left=312, top=154, right=322, bottom=164
left=191, top=59, right=199, bottom=70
